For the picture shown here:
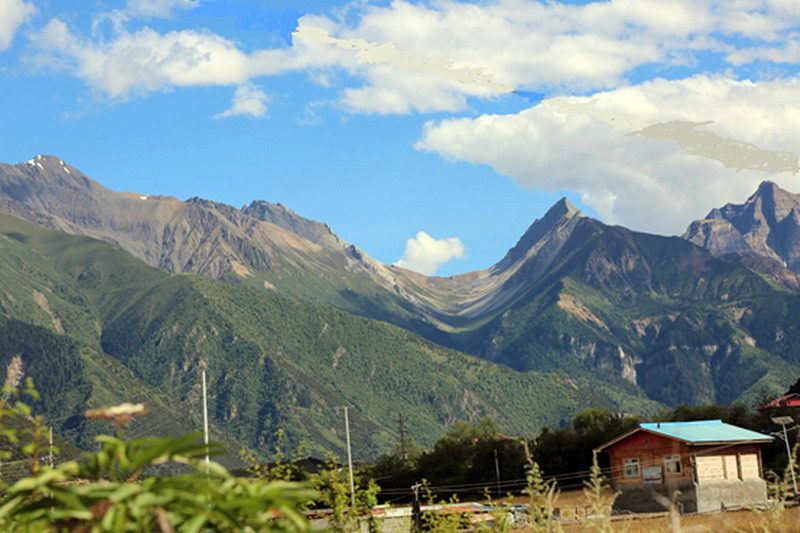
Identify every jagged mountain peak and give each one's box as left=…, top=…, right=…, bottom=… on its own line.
left=388, top=196, right=592, bottom=321
left=530, top=196, right=583, bottom=232
left=752, top=179, right=792, bottom=199
left=494, top=196, right=583, bottom=272
left=547, top=196, right=580, bottom=218
left=685, top=180, right=800, bottom=272
left=21, top=154, right=64, bottom=167
left=713, top=180, right=798, bottom=222
left=12, top=154, right=91, bottom=187
left=241, top=199, right=336, bottom=247
left=743, top=180, right=798, bottom=223
left=0, top=155, right=404, bottom=300
left=755, top=179, right=780, bottom=194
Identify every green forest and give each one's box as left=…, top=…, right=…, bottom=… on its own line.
left=0, top=213, right=657, bottom=460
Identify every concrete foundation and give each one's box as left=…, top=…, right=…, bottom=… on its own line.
left=614, top=481, right=697, bottom=514
left=694, top=479, right=769, bottom=513
left=613, top=479, right=769, bottom=515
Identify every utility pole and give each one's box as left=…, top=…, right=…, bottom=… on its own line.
left=411, top=482, right=422, bottom=533
left=202, top=369, right=210, bottom=471
left=494, top=448, right=501, bottom=496
left=48, top=426, right=54, bottom=468
left=772, top=416, right=798, bottom=494
left=344, top=406, right=356, bottom=508
left=397, top=413, right=408, bottom=464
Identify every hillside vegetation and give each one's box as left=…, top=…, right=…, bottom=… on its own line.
left=0, top=213, right=659, bottom=458
left=3, top=158, right=799, bottom=413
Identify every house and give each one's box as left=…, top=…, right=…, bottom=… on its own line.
left=595, top=420, right=773, bottom=514
left=756, top=392, right=800, bottom=410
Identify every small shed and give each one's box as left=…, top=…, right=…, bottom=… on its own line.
left=595, top=420, right=773, bottom=514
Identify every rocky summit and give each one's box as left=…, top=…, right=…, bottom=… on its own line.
left=684, top=181, right=800, bottom=272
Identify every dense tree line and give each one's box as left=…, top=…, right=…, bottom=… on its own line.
left=365, top=398, right=800, bottom=500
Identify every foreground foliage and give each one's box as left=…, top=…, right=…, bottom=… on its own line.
left=0, top=396, right=316, bottom=532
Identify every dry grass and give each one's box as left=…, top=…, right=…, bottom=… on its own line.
left=565, top=506, right=800, bottom=533
left=507, top=488, right=616, bottom=523
left=506, top=488, right=800, bottom=532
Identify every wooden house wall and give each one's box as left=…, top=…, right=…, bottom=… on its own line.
left=606, top=432, right=692, bottom=486
left=693, top=444, right=762, bottom=482
left=606, top=434, right=765, bottom=487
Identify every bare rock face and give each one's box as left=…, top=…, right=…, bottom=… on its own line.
left=0, top=155, right=398, bottom=289
left=684, top=181, right=800, bottom=272
left=242, top=200, right=339, bottom=250
left=389, top=197, right=587, bottom=320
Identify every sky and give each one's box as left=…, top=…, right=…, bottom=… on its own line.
left=1, top=0, right=800, bottom=276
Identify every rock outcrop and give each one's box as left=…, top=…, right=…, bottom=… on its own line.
left=684, top=181, right=800, bottom=272
left=0, top=155, right=404, bottom=295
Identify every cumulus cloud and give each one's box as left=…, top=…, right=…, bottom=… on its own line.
left=726, top=39, right=800, bottom=65
left=124, top=0, right=199, bottom=19
left=29, top=19, right=292, bottom=99
left=0, top=0, right=35, bottom=50
left=23, top=0, right=800, bottom=116
left=395, top=231, right=467, bottom=276
left=415, top=75, right=800, bottom=236
left=214, top=83, right=269, bottom=119
left=289, top=0, right=800, bottom=115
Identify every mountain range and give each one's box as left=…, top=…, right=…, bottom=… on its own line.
left=1, top=155, right=799, bottom=457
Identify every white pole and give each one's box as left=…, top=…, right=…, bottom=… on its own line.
left=344, top=406, right=356, bottom=507
left=202, top=369, right=210, bottom=470
left=48, top=426, right=54, bottom=468
left=781, top=422, right=798, bottom=494
left=494, top=448, right=501, bottom=495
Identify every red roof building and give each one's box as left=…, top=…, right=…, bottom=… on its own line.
left=756, top=392, right=800, bottom=410
left=595, top=420, right=773, bottom=514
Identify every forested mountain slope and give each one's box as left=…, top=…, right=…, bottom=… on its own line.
left=2, top=155, right=798, bottom=414
left=0, top=212, right=656, bottom=458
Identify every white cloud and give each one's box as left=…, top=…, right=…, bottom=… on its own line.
left=214, top=83, right=269, bottom=119
left=0, top=0, right=35, bottom=50
left=287, top=0, right=800, bottom=115
left=295, top=25, right=513, bottom=94
left=395, top=231, right=467, bottom=276
left=21, top=0, right=800, bottom=117
left=125, top=0, right=199, bottom=19
left=415, top=75, right=800, bottom=236
left=726, top=39, right=800, bottom=65
left=339, top=66, right=482, bottom=115
left=715, top=0, right=800, bottom=40
left=30, top=19, right=293, bottom=99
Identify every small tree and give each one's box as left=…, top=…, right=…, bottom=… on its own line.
left=523, top=441, right=559, bottom=532
left=313, top=452, right=381, bottom=533
left=581, top=451, right=616, bottom=533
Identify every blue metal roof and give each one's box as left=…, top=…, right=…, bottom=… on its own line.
left=639, top=420, right=773, bottom=444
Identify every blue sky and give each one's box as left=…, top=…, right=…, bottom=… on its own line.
left=1, top=0, right=800, bottom=276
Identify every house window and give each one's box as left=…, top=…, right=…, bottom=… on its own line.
left=624, top=458, right=640, bottom=477
left=665, top=455, right=681, bottom=474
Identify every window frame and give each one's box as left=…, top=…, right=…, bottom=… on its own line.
left=664, top=455, right=681, bottom=475
left=623, top=457, right=640, bottom=478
